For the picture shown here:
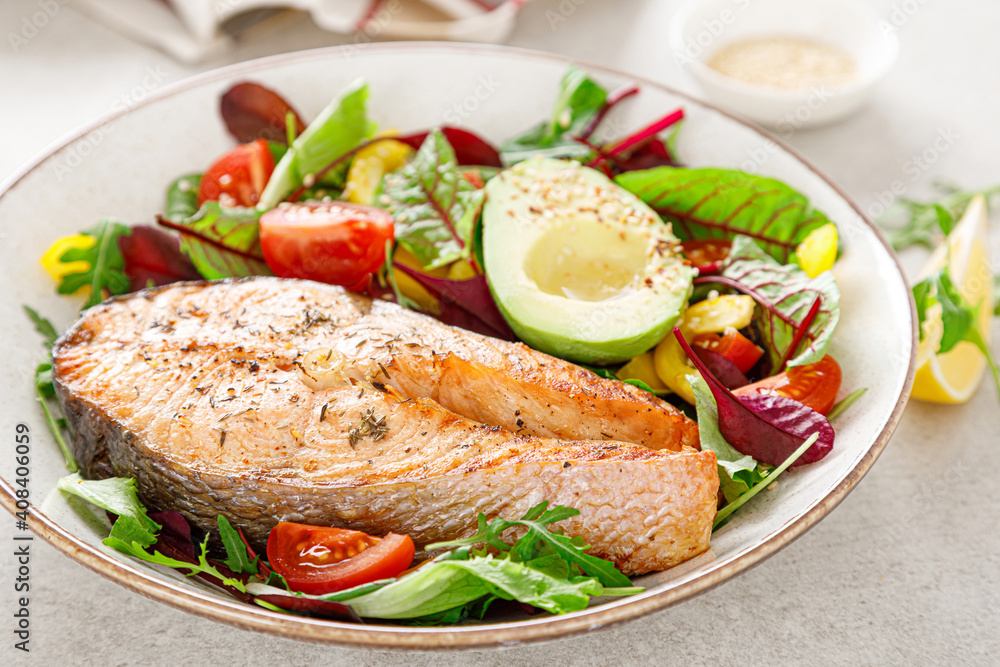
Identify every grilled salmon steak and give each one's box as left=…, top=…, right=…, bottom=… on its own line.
left=53, top=278, right=717, bottom=574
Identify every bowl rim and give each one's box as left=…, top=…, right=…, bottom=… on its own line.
left=668, top=0, right=901, bottom=100
left=0, top=41, right=918, bottom=651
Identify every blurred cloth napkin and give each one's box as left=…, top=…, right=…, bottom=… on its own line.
left=72, top=0, right=527, bottom=63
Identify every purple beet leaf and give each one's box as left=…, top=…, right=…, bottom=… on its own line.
left=255, top=594, right=357, bottom=620
left=693, top=346, right=749, bottom=390
left=118, top=225, right=202, bottom=291
left=393, top=263, right=516, bottom=341
left=220, top=81, right=306, bottom=144
left=676, top=328, right=833, bottom=467
left=398, top=127, right=503, bottom=167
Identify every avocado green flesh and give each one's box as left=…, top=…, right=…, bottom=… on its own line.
left=482, top=158, right=693, bottom=365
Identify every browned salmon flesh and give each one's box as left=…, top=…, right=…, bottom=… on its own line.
left=53, top=278, right=716, bottom=575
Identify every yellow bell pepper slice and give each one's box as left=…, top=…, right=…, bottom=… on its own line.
left=652, top=294, right=757, bottom=403
left=40, top=234, right=96, bottom=291
left=344, top=137, right=414, bottom=206
left=617, top=351, right=669, bottom=392
left=795, top=223, right=838, bottom=278
left=391, top=247, right=449, bottom=314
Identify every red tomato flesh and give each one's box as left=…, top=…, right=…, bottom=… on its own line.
left=694, top=330, right=764, bottom=374
left=266, top=523, right=415, bottom=595
left=197, top=138, right=274, bottom=208
left=733, top=354, right=842, bottom=415
left=259, top=201, right=394, bottom=288
left=680, top=238, right=732, bottom=270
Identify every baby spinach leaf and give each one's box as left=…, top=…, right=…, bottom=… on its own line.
left=616, top=167, right=832, bottom=263
left=164, top=173, right=201, bottom=222
left=704, top=235, right=840, bottom=369
left=689, top=375, right=766, bottom=503
left=56, top=219, right=132, bottom=308
left=218, top=515, right=257, bottom=575
left=501, top=66, right=608, bottom=164
left=57, top=474, right=160, bottom=548
left=381, top=129, right=485, bottom=269
left=258, top=79, right=375, bottom=209
left=157, top=202, right=271, bottom=280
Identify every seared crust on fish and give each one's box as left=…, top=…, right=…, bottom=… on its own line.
left=53, top=278, right=716, bottom=574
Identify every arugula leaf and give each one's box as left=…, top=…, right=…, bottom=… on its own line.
left=381, top=129, right=485, bottom=269
left=878, top=181, right=1000, bottom=250
left=34, top=361, right=77, bottom=472
left=157, top=202, right=271, bottom=280
left=218, top=515, right=257, bottom=575
left=56, top=220, right=132, bottom=308
left=689, top=375, right=766, bottom=503
left=329, top=554, right=614, bottom=619
left=426, top=501, right=632, bottom=588
left=616, top=167, right=832, bottom=263
left=995, top=276, right=1000, bottom=316
left=712, top=235, right=841, bottom=369
left=913, top=268, right=1000, bottom=396
left=258, top=79, right=375, bottom=209
left=108, top=534, right=249, bottom=593
left=500, top=66, right=608, bottom=164
left=827, top=387, right=868, bottom=422
left=23, top=305, right=58, bottom=347
left=164, top=174, right=201, bottom=222
left=60, top=475, right=249, bottom=591
left=57, top=474, right=159, bottom=548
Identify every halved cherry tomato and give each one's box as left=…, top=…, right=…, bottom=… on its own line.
left=733, top=354, right=842, bottom=415
left=266, top=523, right=415, bottom=595
left=461, top=169, right=486, bottom=189
left=197, top=138, right=274, bottom=207
left=259, top=201, right=394, bottom=288
left=693, top=330, right=764, bottom=374
left=680, top=238, right=732, bottom=270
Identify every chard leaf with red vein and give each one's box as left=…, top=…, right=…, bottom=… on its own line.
left=381, top=129, right=485, bottom=269
left=157, top=202, right=272, bottom=280
left=615, top=167, right=833, bottom=262
left=707, top=235, right=840, bottom=369
left=676, top=328, right=834, bottom=467
left=118, top=225, right=201, bottom=291
left=220, top=81, right=306, bottom=145
left=397, top=127, right=503, bottom=168
left=393, top=263, right=515, bottom=340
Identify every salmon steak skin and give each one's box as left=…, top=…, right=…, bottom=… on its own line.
left=52, top=278, right=717, bottom=575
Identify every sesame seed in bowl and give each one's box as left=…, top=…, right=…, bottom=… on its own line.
left=670, top=0, right=899, bottom=129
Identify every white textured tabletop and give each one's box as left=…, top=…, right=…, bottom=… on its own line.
left=2, top=1, right=998, bottom=664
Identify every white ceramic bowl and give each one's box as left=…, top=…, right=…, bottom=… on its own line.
left=670, top=0, right=899, bottom=129
left=0, top=43, right=915, bottom=649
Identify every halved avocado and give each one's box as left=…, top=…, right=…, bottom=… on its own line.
left=482, top=158, right=693, bottom=364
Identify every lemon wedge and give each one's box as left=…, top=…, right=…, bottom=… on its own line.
left=911, top=194, right=995, bottom=403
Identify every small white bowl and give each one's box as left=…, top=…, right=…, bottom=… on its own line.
left=670, top=0, right=899, bottom=129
